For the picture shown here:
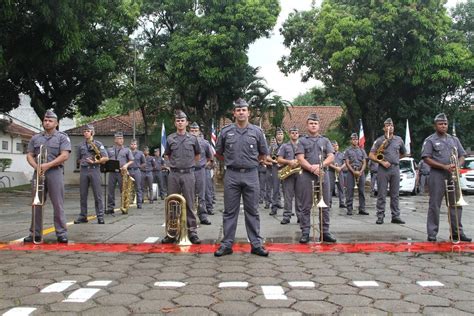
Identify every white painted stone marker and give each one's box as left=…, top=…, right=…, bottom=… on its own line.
left=288, top=281, right=315, bottom=288
left=218, top=282, right=249, bottom=288
left=154, top=281, right=186, bottom=287
left=63, top=288, right=101, bottom=303
left=353, top=281, right=379, bottom=287
left=87, top=280, right=112, bottom=287
left=40, top=280, right=76, bottom=293
left=416, top=281, right=444, bottom=287
left=143, top=237, right=160, bottom=243
left=261, top=285, right=288, bottom=300
left=3, top=307, right=37, bottom=316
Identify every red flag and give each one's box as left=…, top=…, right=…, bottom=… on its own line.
left=359, top=119, right=365, bottom=149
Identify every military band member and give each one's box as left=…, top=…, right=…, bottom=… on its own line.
left=128, top=140, right=145, bottom=208
left=205, top=157, right=216, bottom=215
left=24, top=109, right=71, bottom=243
left=421, top=113, right=471, bottom=242
left=74, top=125, right=109, bottom=225
left=269, top=128, right=284, bottom=215
left=153, top=148, right=166, bottom=199
left=214, top=98, right=270, bottom=257
left=417, top=159, right=430, bottom=194
left=264, top=137, right=277, bottom=209
left=141, top=146, right=156, bottom=204
left=369, top=118, right=406, bottom=225
left=368, top=159, right=378, bottom=197
left=328, top=140, right=346, bottom=209
left=277, top=125, right=300, bottom=224
left=189, top=122, right=213, bottom=225
left=296, top=113, right=336, bottom=243
left=258, top=161, right=269, bottom=204
left=162, top=111, right=202, bottom=244
left=106, top=132, right=134, bottom=214
left=344, top=133, right=368, bottom=216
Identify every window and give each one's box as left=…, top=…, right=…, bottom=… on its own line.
left=1, top=141, right=7, bottom=150
left=16, top=142, right=22, bottom=152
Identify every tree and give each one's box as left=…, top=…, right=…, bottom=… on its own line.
left=292, top=87, right=343, bottom=106
left=279, top=0, right=473, bottom=152
left=0, top=1, right=140, bottom=119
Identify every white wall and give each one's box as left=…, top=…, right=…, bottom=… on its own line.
left=0, top=131, right=32, bottom=179
left=0, top=171, right=30, bottom=187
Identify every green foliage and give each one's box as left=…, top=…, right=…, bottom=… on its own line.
left=292, top=87, right=343, bottom=106
left=0, top=158, right=12, bottom=172
left=279, top=0, right=473, bottom=153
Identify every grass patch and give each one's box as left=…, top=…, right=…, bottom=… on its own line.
left=0, top=184, right=31, bottom=193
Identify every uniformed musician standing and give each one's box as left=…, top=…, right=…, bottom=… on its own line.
left=141, top=146, right=156, bottom=204
left=368, top=160, right=378, bottom=197
left=296, top=113, right=336, bottom=243
left=421, top=113, right=471, bottom=242
left=328, top=141, right=346, bottom=209
left=417, top=159, right=430, bottom=195
left=214, top=98, right=270, bottom=257
left=189, top=122, right=213, bottom=225
left=264, top=137, right=277, bottom=209
left=74, top=125, right=109, bottom=225
left=269, top=128, right=284, bottom=215
left=128, top=140, right=145, bottom=209
left=344, top=133, right=368, bottom=216
left=153, top=148, right=166, bottom=200
left=369, top=118, right=406, bottom=225
left=106, top=132, right=134, bottom=214
left=24, top=109, right=71, bottom=243
left=277, top=126, right=300, bottom=224
left=161, top=111, right=202, bottom=244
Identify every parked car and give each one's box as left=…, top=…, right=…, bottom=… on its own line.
left=399, top=157, right=417, bottom=195
left=460, top=156, right=474, bottom=194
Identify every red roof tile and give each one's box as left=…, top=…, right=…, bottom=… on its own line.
left=65, top=111, right=145, bottom=136
left=4, top=121, right=36, bottom=139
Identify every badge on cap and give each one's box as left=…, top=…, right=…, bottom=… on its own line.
left=434, top=113, right=448, bottom=122
left=384, top=118, right=393, bottom=125
left=275, top=127, right=284, bottom=134
left=44, top=109, right=58, bottom=119
left=307, top=113, right=320, bottom=122
left=233, top=98, right=249, bottom=108
left=175, top=110, right=187, bottom=119
left=114, top=131, right=124, bottom=138
left=350, top=133, right=358, bottom=139
left=289, top=125, right=299, bottom=132
left=190, top=122, right=200, bottom=129
left=84, top=124, right=95, bottom=132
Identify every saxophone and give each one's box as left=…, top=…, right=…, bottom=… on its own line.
left=278, top=163, right=302, bottom=180
left=120, top=169, right=135, bottom=214
left=375, top=126, right=393, bottom=161
left=87, top=137, right=102, bottom=162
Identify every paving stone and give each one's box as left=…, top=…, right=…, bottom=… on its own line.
left=21, top=292, right=64, bottom=305
left=307, top=268, right=338, bottom=276
left=217, top=265, right=248, bottom=273
left=278, top=272, right=314, bottom=281
left=327, top=294, right=373, bottom=306
left=292, top=301, right=340, bottom=314
left=182, top=277, right=216, bottom=285
left=95, top=293, right=140, bottom=306
left=374, top=275, right=412, bottom=284
left=422, top=307, right=472, bottom=315
left=129, top=299, right=176, bottom=313
left=49, top=301, right=97, bottom=312
left=128, top=269, right=159, bottom=277
left=213, top=289, right=256, bottom=301
left=339, top=307, right=386, bottom=316
left=55, top=275, right=91, bottom=283
left=423, top=268, right=459, bottom=276
left=82, top=305, right=130, bottom=316
left=109, top=283, right=149, bottom=294
left=359, top=288, right=401, bottom=299
left=181, top=284, right=217, bottom=295
left=247, top=277, right=284, bottom=286
left=140, top=289, right=181, bottom=300
left=339, top=272, right=374, bottom=280
left=275, top=265, right=306, bottom=273
left=216, top=272, right=250, bottom=281
left=173, top=294, right=217, bottom=307
left=373, top=300, right=421, bottom=313
left=132, top=262, right=164, bottom=270
left=167, top=307, right=217, bottom=315
left=311, top=276, right=347, bottom=284
left=0, top=286, right=37, bottom=298
left=185, top=268, right=219, bottom=277
left=319, top=284, right=359, bottom=294
left=154, top=272, right=189, bottom=280
left=245, top=269, right=279, bottom=277
left=211, top=301, right=258, bottom=315
left=252, top=308, right=302, bottom=316
left=431, top=288, right=474, bottom=301
left=453, top=301, right=474, bottom=313
left=119, top=275, right=155, bottom=284
left=404, top=294, right=451, bottom=307
left=14, top=278, right=53, bottom=287
left=66, top=267, right=100, bottom=275
left=286, top=289, right=328, bottom=301
left=90, top=271, right=128, bottom=279
left=0, top=299, right=14, bottom=310
left=250, top=295, right=295, bottom=308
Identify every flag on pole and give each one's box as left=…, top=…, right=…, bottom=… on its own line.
left=160, top=122, right=167, bottom=156
left=405, top=119, right=411, bottom=156
left=452, top=119, right=457, bottom=137
left=210, top=119, right=217, bottom=149
left=358, top=119, right=365, bottom=149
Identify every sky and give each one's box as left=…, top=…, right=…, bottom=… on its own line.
left=247, top=0, right=465, bottom=103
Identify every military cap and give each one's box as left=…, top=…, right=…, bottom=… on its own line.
left=350, top=133, right=358, bottom=139
left=233, top=98, right=249, bottom=108
left=434, top=113, right=448, bottom=122
left=331, top=140, right=338, bottom=145
left=384, top=118, right=393, bottom=125
left=307, top=113, right=320, bottom=121
left=289, top=126, right=299, bottom=132
left=175, top=110, right=187, bottom=119
left=190, top=122, right=200, bottom=129
left=44, top=109, right=58, bottom=119
left=114, top=131, right=123, bottom=138
left=275, top=127, right=284, bottom=134
left=143, top=146, right=149, bottom=152
left=84, top=124, right=95, bottom=132
left=130, top=138, right=138, bottom=144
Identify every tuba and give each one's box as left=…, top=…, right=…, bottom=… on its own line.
left=375, top=126, right=393, bottom=161
left=120, top=169, right=135, bottom=214
left=87, top=137, right=102, bottom=162
left=32, top=145, right=47, bottom=244
left=278, top=162, right=302, bottom=180
left=165, top=194, right=191, bottom=246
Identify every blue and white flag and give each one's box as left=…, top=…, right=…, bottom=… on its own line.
left=160, top=122, right=167, bottom=156
left=405, top=119, right=411, bottom=156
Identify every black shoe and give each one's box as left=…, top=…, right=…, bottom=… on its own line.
left=264, top=204, right=270, bottom=209
left=280, top=218, right=290, bottom=225
left=105, top=209, right=115, bottom=215
left=269, top=210, right=277, bottom=216
left=339, top=204, right=347, bottom=208
left=391, top=217, right=405, bottom=224
left=376, top=218, right=384, bottom=225
left=346, top=211, right=353, bottom=216
left=149, top=200, right=154, bottom=204
left=98, top=218, right=105, bottom=224
left=276, top=204, right=284, bottom=209
left=259, top=200, right=263, bottom=204
left=321, top=233, right=337, bottom=243
left=190, top=235, right=201, bottom=244
left=137, top=205, right=142, bottom=209
left=251, top=246, right=269, bottom=257
left=453, top=234, right=472, bottom=242
left=299, top=234, right=310, bottom=244
left=74, top=217, right=88, bottom=224
left=57, top=236, right=68, bottom=243
left=214, top=246, right=233, bottom=257
left=160, top=196, right=165, bottom=200
left=427, top=236, right=437, bottom=242
left=23, top=236, right=41, bottom=243
left=359, top=210, right=369, bottom=215
left=161, top=236, right=176, bottom=244
left=200, top=219, right=211, bottom=225
left=207, top=210, right=215, bottom=215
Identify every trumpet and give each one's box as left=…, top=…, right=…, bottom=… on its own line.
left=32, top=145, right=47, bottom=244
left=334, top=163, right=339, bottom=183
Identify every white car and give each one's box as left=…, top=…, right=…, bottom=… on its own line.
left=460, top=157, right=474, bottom=193
left=399, top=157, right=417, bottom=195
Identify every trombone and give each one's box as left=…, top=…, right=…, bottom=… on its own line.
left=311, top=153, right=327, bottom=243
left=444, top=147, right=468, bottom=244
left=32, top=145, right=47, bottom=244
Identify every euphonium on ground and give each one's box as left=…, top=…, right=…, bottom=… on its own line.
left=120, top=169, right=135, bottom=214
left=32, top=144, right=47, bottom=244
left=278, top=163, right=302, bottom=180
left=165, top=194, right=191, bottom=246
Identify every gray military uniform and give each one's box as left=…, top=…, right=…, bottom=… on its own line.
left=270, top=142, right=283, bottom=211
left=216, top=123, right=268, bottom=249
left=77, top=139, right=108, bottom=219
left=295, top=135, right=334, bottom=235
left=344, top=146, right=367, bottom=213
left=165, top=132, right=201, bottom=236
left=129, top=150, right=145, bottom=207
left=106, top=146, right=134, bottom=211
left=153, top=155, right=166, bottom=198
left=277, top=141, right=300, bottom=220
left=418, top=160, right=430, bottom=194
left=370, top=135, right=406, bottom=219
left=28, top=130, right=71, bottom=238
left=329, top=151, right=346, bottom=207
left=368, top=160, right=378, bottom=195
left=194, top=137, right=212, bottom=221
left=421, top=133, right=466, bottom=238
left=142, top=155, right=156, bottom=202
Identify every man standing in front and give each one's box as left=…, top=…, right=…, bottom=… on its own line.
left=344, top=133, right=368, bottom=216
left=141, top=146, right=156, bottom=204
left=74, top=125, right=109, bottom=225
left=269, top=128, right=284, bottom=215
left=369, top=118, right=406, bottom=225
left=417, top=159, right=430, bottom=195
left=296, top=113, right=336, bottom=243
left=24, top=109, right=71, bottom=243
left=214, top=98, right=270, bottom=257
left=328, top=140, right=346, bottom=209
left=421, top=113, right=471, bottom=242
left=128, top=139, right=146, bottom=209
left=153, top=148, right=166, bottom=200
left=162, top=111, right=202, bottom=244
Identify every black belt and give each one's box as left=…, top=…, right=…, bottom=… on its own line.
left=194, top=166, right=205, bottom=171
left=227, top=166, right=257, bottom=173
left=128, top=167, right=139, bottom=170
left=170, top=168, right=193, bottom=173
left=81, top=165, right=99, bottom=169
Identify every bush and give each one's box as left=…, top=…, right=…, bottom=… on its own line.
left=0, top=158, right=12, bottom=171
